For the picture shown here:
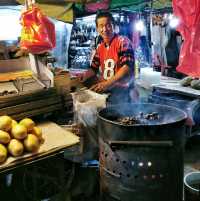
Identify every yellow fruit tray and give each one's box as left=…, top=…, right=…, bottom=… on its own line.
left=0, top=121, right=79, bottom=173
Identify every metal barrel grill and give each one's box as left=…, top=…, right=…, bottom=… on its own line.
left=97, top=103, right=187, bottom=201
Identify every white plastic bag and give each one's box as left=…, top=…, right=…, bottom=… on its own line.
left=71, top=89, right=108, bottom=161
left=72, top=89, right=108, bottom=127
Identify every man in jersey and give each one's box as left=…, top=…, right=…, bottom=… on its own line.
left=80, top=11, right=135, bottom=104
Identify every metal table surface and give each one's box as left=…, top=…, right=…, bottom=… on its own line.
left=153, top=76, right=200, bottom=98
left=136, top=76, right=200, bottom=98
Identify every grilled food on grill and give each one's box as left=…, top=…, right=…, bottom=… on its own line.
left=117, top=117, right=140, bottom=125
left=117, top=112, right=159, bottom=125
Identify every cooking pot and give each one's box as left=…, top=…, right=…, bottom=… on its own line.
left=98, top=103, right=187, bottom=201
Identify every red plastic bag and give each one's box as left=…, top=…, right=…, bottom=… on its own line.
left=173, top=0, right=200, bottom=77
left=20, top=5, right=56, bottom=54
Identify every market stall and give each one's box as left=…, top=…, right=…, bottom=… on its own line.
left=1, top=0, right=200, bottom=201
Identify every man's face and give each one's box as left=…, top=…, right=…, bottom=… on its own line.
left=96, top=17, right=114, bottom=43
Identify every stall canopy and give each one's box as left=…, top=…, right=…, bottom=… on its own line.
left=8, top=0, right=172, bottom=22
left=16, top=0, right=74, bottom=22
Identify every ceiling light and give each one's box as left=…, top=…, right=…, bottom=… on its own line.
left=135, top=20, right=145, bottom=32
left=169, top=15, right=179, bottom=28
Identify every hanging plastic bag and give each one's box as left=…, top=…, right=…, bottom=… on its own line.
left=20, top=0, right=56, bottom=54
left=72, top=89, right=108, bottom=127
left=173, top=0, right=200, bottom=77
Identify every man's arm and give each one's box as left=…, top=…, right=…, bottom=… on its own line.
left=79, top=68, right=96, bottom=82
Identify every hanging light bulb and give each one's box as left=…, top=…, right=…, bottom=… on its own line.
left=169, top=15, right=180, bottom=28
left=168, top=14, right=173, bottom=20
left=135, top=20, right=145, bottom=32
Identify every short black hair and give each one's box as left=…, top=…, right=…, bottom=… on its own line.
left=95, top=10, right=115, bottom=26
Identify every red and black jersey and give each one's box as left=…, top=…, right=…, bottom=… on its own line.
left=90, top=34, right=135, bottom=87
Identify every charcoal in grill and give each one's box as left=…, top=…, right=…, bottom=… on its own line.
left=142, top=112, right=159, bottom=120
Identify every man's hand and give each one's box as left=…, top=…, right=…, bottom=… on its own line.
left=90, top=80, right=111, bottom=93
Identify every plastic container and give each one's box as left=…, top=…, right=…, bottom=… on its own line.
left=184, top=172, right=200, bottom=201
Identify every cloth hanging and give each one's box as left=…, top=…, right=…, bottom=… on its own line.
left=151, top=24, right=168, bottom=68
left=173, top=0, right=200, bottom=77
